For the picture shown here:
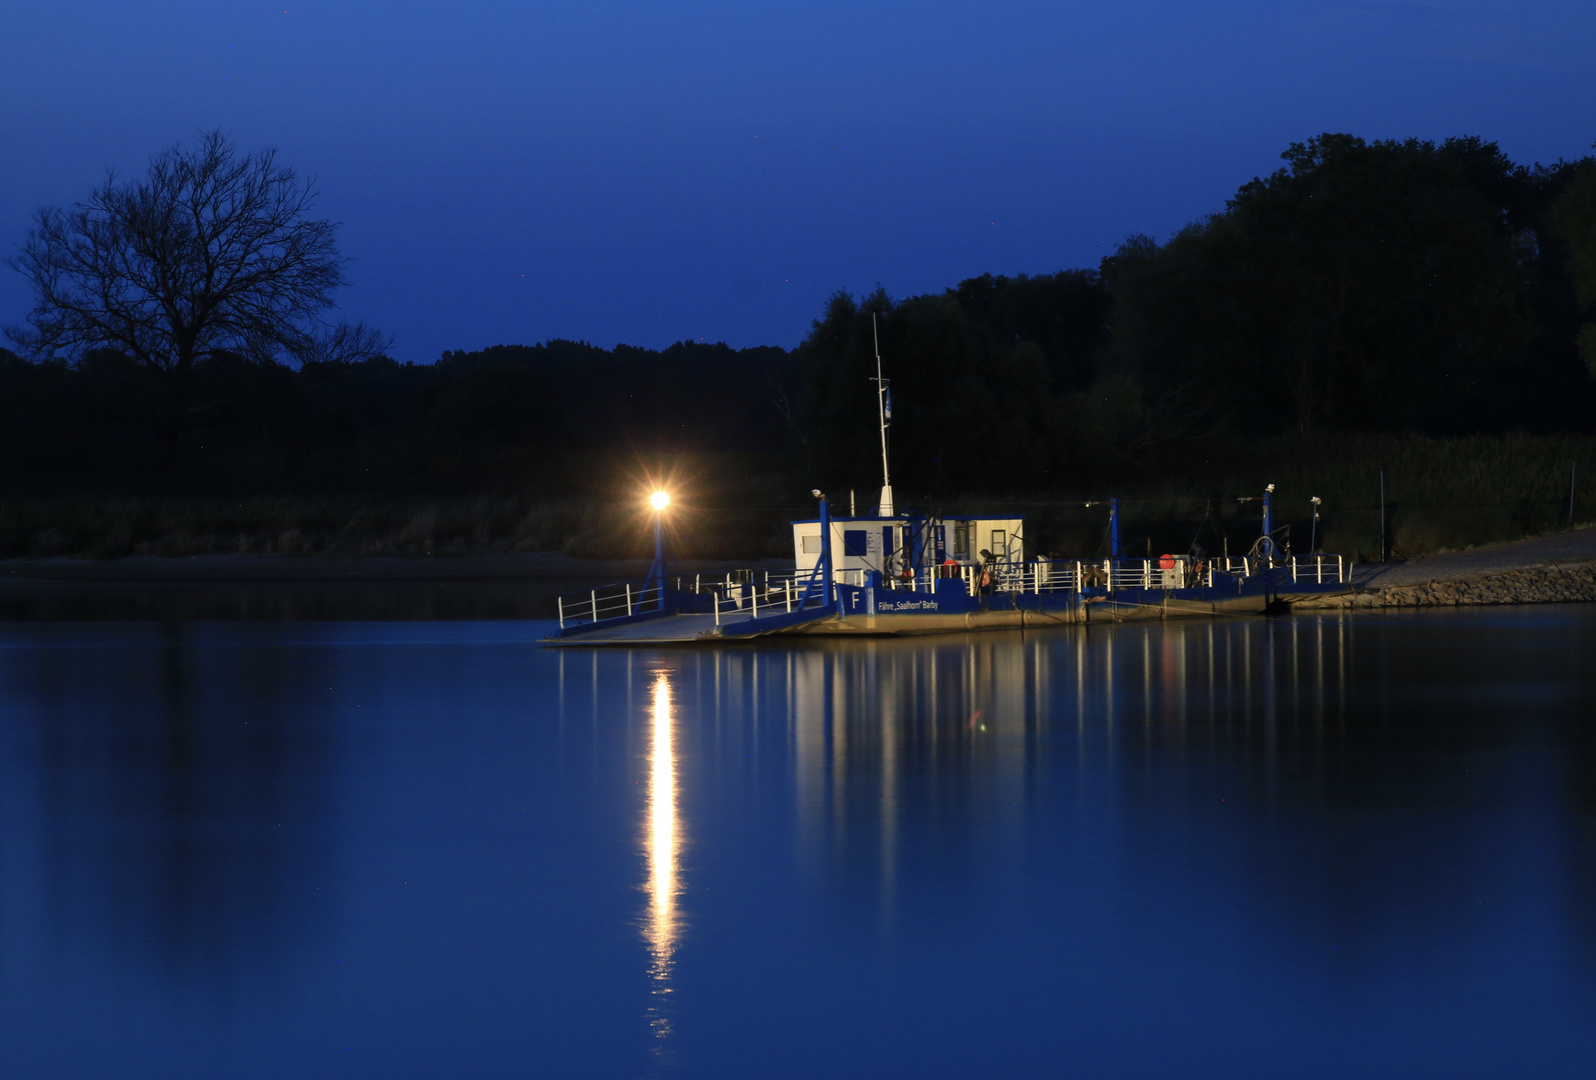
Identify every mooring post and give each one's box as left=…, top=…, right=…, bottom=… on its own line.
left=1380, top=470, right=1386, bottom=562
left=1570, top=462, right=1577, bottom=531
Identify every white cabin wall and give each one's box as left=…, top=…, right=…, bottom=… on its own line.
left=791, top=519, right=900, bottom=572
left=792, top=523, right=822, bottom=571
left=795, top=516, right=1025, bottom=570
left=973, top=519, right=1024, bottom=563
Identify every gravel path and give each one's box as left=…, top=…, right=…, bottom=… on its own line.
left=1351, top=527, right=1596, bottom=588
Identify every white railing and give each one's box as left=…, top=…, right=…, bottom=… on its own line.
left=711, top=577, right=833, bottom=626
left=1287, top=554, right=1345, bottom=584
left=1101, top=558, right=1205, bottom=591
left=674, top=569, right=828, bottom=596
left=992, top=559, right=1084, bottom=594
left=1109, top=562, right=1149, bottom=590
left=563, top=552, right=1349, bottom=628
left=557, top=581, right=664, bottom=629
left=671, top=570, right=764, bottom=595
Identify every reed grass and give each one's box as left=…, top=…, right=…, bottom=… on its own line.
left=0, top=494, right=799, bottom=561
left=2, top=433, right=1591, bottom=562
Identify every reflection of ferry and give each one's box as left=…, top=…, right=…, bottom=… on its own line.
left=548, top=330, right=1350, bottom=644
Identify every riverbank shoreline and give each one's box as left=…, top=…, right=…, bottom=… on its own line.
left=2, top=531, right=1592, bottom=619
left=1287, top=526, right=1596, bottom=609
left=1300, top=561, right=1596, bottom=609
left=5, top=526, right=1590, bottom=584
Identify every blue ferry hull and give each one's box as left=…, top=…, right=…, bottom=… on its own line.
left=548, top=567, right=1347, bottom=644
left=738, top=569, right=1330, bottom=637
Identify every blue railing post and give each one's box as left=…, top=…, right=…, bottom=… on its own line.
left=1261, top=489, right=1273, bottom=568
left=819, top=495, right=837, bottom=613
left=643, top=502, right=669, bottom=611
left=654, top=508, right=665, bottom=575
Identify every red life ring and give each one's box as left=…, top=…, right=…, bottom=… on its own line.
left=1158, top=554, right=1176, bottom=570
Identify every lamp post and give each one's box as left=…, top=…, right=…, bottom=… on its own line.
left=1261, top=484, right=1275, bottom=567
left=812, top=488, right=835, bottom=610
left=1084, top=499, right=1120, bottom=567
left=646, top=490, right=670, bottom=608
left=1309, top=496, right=1321, bottom=554
left=650, top=490, right=669, bottom=565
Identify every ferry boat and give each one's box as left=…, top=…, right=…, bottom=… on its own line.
left=546, top=331, right=1350, bottom=645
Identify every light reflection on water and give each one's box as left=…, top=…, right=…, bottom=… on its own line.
left=1, top=611, right=1593, bottom=1078
left=645, top=672, right=680, bottom=1044
left=590, top=616, right=1358, bottom=899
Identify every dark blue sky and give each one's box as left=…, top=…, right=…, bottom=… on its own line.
left=3, top=1, right=1593, bottom=361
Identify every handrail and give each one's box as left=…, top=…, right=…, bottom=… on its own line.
left=988, top=559, right=1082, bottom=593
left=562, top=551, right=1350, bottom=629
left=556, top=580, right=666, bottom=629
left=1285, top=553, right=1344, bottom=584
left=711, top=576, right=830, bottom=626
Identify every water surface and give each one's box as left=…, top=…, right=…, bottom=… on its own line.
left=1, top=609, right=1593, bottom=1077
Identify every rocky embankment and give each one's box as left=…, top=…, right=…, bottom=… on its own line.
left=1296, top=562, right=1596, bottom=609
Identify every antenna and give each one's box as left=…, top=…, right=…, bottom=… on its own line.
left=872, top=314, right=893, bottom=516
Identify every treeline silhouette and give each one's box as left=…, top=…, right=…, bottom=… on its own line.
left=803, top=135, right=1596, bottom=498
left=0, top=339, right=797, bottom=497
left=3, top=132, right=1594, bottom=559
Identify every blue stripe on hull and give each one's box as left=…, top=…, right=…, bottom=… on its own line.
left=547, top=570, right=1348, bottom=643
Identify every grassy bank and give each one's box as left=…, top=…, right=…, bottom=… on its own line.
left=3, top=433, right=1591, bottom=563
left=0, top=496, right=798, bottom=562
left=1001, top=432, right=1592, bottom=561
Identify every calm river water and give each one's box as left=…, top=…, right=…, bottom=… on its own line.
left=1, top=608, right=1593, bottom=1078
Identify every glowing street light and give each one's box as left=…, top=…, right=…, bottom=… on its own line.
left=645, top=490, right=672, bottom=599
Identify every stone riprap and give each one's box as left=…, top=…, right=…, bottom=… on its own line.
left=1296, top=562, right=1596, bottom=609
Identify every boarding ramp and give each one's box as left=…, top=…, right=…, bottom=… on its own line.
left=556, top=580, right=668, bottom=630
left=550, top=570, right=839, bottom=644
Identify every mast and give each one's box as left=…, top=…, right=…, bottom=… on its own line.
left=873, top=314, right=893, bottom=516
